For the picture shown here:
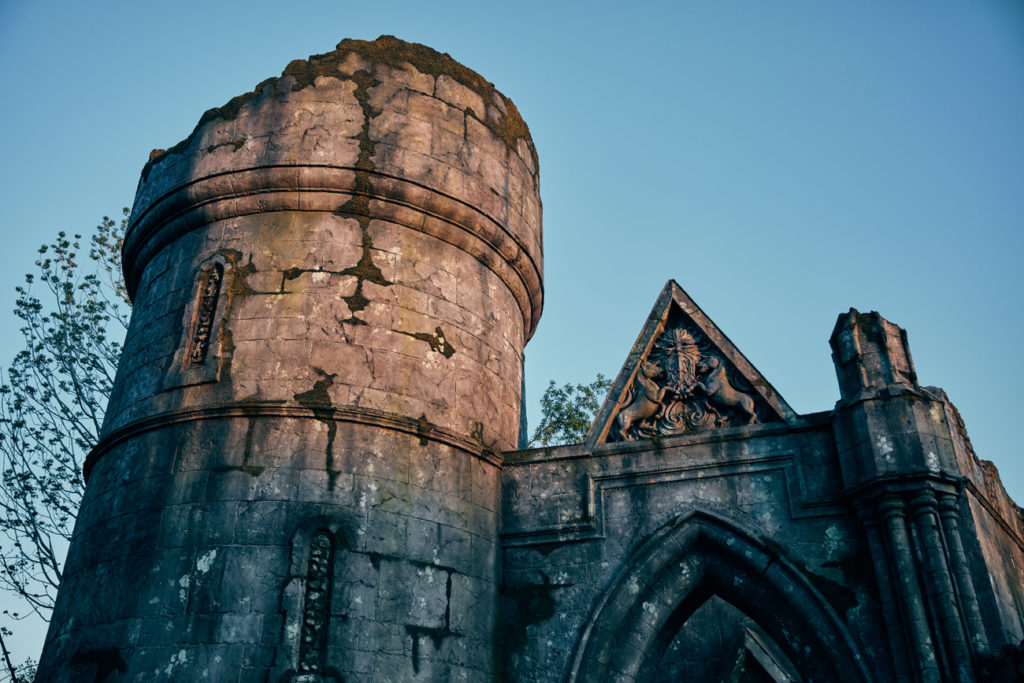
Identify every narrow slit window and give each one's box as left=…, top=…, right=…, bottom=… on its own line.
left=187, top=263, right=223, bottom=366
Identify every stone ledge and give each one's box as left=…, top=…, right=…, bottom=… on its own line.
left=84, top=402, right=501, bottom=482
left=123, top=164, right=543, bottom=339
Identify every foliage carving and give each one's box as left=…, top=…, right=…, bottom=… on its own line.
left=187, top=263, right=223, bottom=366
left=298, top=531, right=333, bottom=675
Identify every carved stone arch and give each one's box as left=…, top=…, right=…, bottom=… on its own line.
left=164, top=253, right=232, bottom=389
left=276, top=516, right=353, bottom=683
left=569, top=509, right=871, bottom=683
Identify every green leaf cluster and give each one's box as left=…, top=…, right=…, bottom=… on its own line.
left=0, top=210, right=130, bottom=626
left=529, top=374, right=611, bottom=447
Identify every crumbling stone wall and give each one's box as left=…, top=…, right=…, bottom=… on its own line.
left=952, top=426, right=1024, bottom=646
left=500, top=419, right=880, bottom=681
left=500, top=296, right=1024, bottom=683
left=35, top=35, right=1024, bottom=683
left=38, top=36, right=541, bottom=682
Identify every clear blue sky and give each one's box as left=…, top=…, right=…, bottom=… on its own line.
left=1, top=0, right=1022, bottom=666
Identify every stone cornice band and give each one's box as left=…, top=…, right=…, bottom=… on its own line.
left=123, top=164, right=544, bottom=339
left=83, top=402, right=502, bottom=482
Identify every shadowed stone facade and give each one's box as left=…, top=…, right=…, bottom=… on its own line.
left=502, top=284, right=1024, bottom=682
left=37, top=37, right=1024, bottom=682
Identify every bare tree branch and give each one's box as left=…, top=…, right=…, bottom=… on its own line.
left=0, top=211, right=130, bottom=630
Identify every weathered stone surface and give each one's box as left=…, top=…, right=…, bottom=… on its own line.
left=39, top=35, right=537, bottom=683
left=499, top=294, right=1024, bottom=683
left=38, top=36, right=1024, bottom=683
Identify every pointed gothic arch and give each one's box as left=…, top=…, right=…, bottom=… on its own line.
left=569, top=509, right=871, bottom=683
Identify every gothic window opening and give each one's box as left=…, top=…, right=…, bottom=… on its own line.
left=298, top=530, right=334, bottom=675
left=187, top=263, right=223, bottom=366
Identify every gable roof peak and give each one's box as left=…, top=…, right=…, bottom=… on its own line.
left=585, top=280, right=795, bottom=448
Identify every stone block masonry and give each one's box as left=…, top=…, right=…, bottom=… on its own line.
left=38, top=36, right=541, bottom=682
left=37, top=36, right=1024, bottom=683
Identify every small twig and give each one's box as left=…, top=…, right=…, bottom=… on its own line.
left=0, top=628, right=19, bottom=683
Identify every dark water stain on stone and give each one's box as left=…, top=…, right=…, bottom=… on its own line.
left=502, top=571, right=572, bottom=654
left=397, top=326, right=456, bottom=358
left=405, top=568, right=458, bottom=674
left=294, top=368, right=340, bottom=489
left=211, top=464, right=265, bottom=478
left=69, top=646, right=127, bottom=682
left=416, top=414, right=434, bottom=446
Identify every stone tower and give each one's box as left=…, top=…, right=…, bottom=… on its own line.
left=36, top=34, right=1024, bottom=683
left=38, top=36, right=541, bottom=681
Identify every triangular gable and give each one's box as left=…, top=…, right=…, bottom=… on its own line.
left=585, top=280, right=795, bottom=447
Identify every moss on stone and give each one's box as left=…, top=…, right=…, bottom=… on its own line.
left=294, top=368, right=341, bottom=489
left=396, top=326, right=456, bottom=359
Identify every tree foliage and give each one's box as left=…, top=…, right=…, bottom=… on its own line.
left=529, top=374, right=611, bottom=447
left=0, top=624, right=34, bottom=683
left=0, top=210, right=130, bottom=625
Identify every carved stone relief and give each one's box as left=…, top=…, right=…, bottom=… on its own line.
left=298, top=530, right=333, bottom=675
left=187, top=263, right=223, bottom=367
left=612, top=325, right=761, bottom=441
left=164, top=256, right=232, bottom=390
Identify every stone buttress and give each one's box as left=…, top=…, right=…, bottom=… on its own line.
left=36, top=36, right=542, bottom=682
left=830, top=311, right=1003, bottom=683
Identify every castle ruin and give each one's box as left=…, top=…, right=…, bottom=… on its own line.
left=37, top=36, right=1024, bottom=682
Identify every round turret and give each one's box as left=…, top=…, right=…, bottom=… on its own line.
left=110, top=34, right=542, bottom=449
left=38, top=36, right=542, bottom=682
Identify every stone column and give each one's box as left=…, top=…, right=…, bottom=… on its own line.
left=830, top=309, right=991, bottom=683
left=908, top=490, right=974, bottom=682
left=937, top=490, right=989, bottom=657
left=856, top=504, right=914, bottom=683
left=37, top=36, right=542, bottom=683
left=879, top=496, right=942, bottom=683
